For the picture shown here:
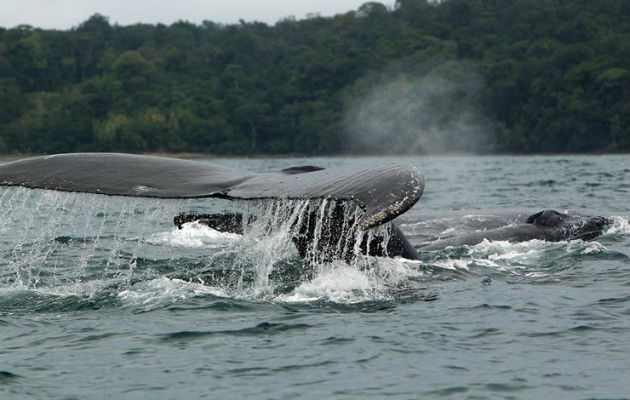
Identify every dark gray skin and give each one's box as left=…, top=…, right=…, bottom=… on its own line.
left=174, top=209, right=610, bottom=259
left=419, top=210, right=612, bottom=251
left=174, top=212, right=245, bottom=234
left=174, top=209, right=421, bottom=262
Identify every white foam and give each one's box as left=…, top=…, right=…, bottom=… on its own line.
left=606, top=216, right=630, bottom=235
left=468, top=238, right=551, bottom=254
left=566, top=240, right=606, bottom=254
left=432, top=259, right=471, bottom=271
left=2, top=276, right=121, bottom=300
left=462, top=214, right=488, bottom=221
left=437, top=239, right=555, bottom=276
left=118, top=277, right=227, bottom=310
left=276, top=257, right=420, bottom=303
left=439, top=227, right=457, bottom=235
left=144, top=221, right=241, bottom=248
left=280, top=263, right=375, bottom=303
left=474, top=258, right=500, bottom=267
left=434, top=236, right=612, bottom=278
left=376, top=257, right=424, bottom=282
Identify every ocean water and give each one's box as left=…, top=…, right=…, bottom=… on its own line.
left=0, top=154, right=628, bottom=399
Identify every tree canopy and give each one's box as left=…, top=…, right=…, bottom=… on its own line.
left=0, top=0, right=627, bottom=155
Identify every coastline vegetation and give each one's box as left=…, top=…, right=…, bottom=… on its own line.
left=0, top=0, right=627, bottom=155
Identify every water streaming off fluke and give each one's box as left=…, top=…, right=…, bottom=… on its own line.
left=0, top=187, right=421, bottom=303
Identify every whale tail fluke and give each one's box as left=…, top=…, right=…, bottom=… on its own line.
left=0, top=153, right=425, bottom=262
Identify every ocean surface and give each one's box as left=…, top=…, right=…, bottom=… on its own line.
left=1, top=154, right=628, bottom=399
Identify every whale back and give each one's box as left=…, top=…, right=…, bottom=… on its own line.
left=526, top=210, right=569, bottom=227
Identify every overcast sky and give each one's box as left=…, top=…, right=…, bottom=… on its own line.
left=0, top=0, right=389, bottom=29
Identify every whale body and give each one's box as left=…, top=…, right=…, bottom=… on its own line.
left=419, top=210, right=612, bottom=251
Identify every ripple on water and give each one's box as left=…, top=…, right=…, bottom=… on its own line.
left=0, top=371, right=21, bottom=383
left=159, top=322, right=314, bottom=346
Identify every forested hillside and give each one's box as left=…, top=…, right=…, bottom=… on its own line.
left=0, top=0, right=627, bottom=154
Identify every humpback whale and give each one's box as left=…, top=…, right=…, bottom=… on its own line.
left=0, top=153, right=611, bottom=261
left=419, top=210, right=612, bottom=251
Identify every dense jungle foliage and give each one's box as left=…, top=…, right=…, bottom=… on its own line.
left=0, top=0, right=628, bottom=154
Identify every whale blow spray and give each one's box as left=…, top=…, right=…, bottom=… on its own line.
left=343, top=60, right=491, bottom=154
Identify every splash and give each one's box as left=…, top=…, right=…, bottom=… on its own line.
left=0, top=187, right=188, bottom=289
left=424, top=237, right=615, bottom=283
left=118, top=277, right=227, bottom=311
left=277, top=258, right=422, bottom=303
left=212, top=198, right=402, bottom=299
left=606, top=216, right=630, bottom=235
left=237, top=198, right=393, bottom=263
left=0, top=188, right=419, bottom=305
